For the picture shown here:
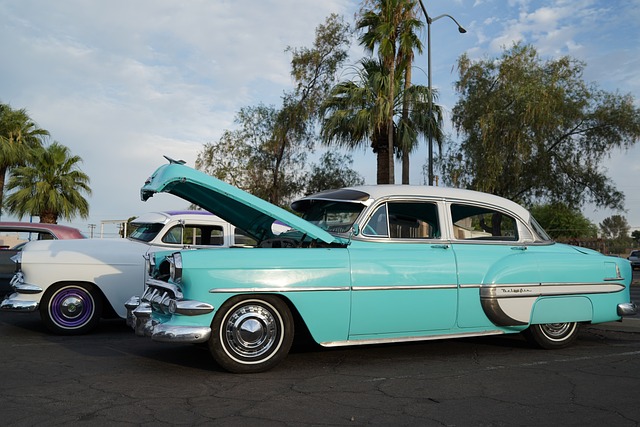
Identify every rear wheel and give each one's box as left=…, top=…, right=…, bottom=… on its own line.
left=40, top=284, right=103, bottom=335
left=524, top=322, right=579, bottom=349
left=209, top=296, right=293, bottom=373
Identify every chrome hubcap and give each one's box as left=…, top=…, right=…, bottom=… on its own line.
left=541, top=323, right=574, bottom=340
left=61, top=296, right=83, bottom=318
left=224, top=303, right=280, bottom=360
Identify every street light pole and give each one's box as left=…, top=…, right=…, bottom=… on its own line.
left=417, top=0, right=466, bottom=186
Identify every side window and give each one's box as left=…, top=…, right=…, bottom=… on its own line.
left=364, top=201, right=439, bottom=239
left=388, top=202, right=439, bottom=239
left=162, top=225, right=225, bottom=246
left=451, top=204, right=518, bottom=241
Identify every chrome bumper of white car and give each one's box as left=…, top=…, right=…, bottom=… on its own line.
left=0, top=273, right=42, bottom=312
left=9, top=272, right=42, bottom=294
left=0, top=294, right=38, bottom=312
left=125, top=295, right=212, bottom=344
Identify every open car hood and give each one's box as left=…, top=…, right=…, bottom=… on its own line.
left=141, top=160, right=343, bottom=245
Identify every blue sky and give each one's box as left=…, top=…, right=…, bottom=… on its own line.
left=1, top=0, right=639, bottom=236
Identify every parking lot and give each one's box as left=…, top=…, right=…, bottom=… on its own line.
left=1, top=282, right=639, bottom=426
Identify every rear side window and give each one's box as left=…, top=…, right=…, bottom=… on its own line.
left=451, top=204, right=518, bottom=241
left=0, top=230, right=56, bottom=249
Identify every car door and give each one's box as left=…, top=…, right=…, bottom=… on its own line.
left=348, top=199, right=459, bottom=337
left=448, top=202, right=541, bottom=328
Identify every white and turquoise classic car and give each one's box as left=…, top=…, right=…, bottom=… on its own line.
left=126, top=159, right=637, bottom=373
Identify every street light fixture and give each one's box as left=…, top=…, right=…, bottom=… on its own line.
left=417, top=0, right=466, bottom=186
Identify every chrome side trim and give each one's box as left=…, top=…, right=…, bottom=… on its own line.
left=209, top=282, right=623, bottom=294
left=617, top=302, right=638, bottom=317
left=151, top=324, right=211, bottom=344
left=210, top=286, right=350, bottom=293
left=352, top=284, right=457, bottom=291
left=0, top=297, right=38, bottom=312
left=480, top=282, right=625, bottom=299
left=320, top=329, right=505, bottom=347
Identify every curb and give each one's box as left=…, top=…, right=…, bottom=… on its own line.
left=588, top=317, right=640, bottom=333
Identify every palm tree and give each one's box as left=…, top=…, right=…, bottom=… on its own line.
left=0, top=104, right=49, bottom=213
left=321, top=59, right=392, bottom=184
left=5, top=142, right=91, bottom=223
left=357, top=0, right=422, bottom=184
left=320, top=58, right=444, bottom=184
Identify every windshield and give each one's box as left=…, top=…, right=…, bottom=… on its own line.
left=128, top=223, right=164, bottom=242
left=301, top=201, right=365, bottom=234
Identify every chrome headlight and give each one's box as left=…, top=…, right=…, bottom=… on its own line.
left=168, top=252, right=183, bottom=284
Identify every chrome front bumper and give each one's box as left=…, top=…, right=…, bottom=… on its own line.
left=125, top=296, right=211, bottom=344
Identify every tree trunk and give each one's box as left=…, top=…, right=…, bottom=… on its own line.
left=401, top=61, right=413, bottom=185
left=374, top=131, right=390, bottom=184
left=401, top=150, right=410, bottom=184
left=39, top=211, right=58, bottom=224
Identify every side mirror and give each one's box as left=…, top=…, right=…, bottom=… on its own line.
left=352, top=224, right=359, bottom=237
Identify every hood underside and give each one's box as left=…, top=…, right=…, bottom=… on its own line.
left=141, top=161, right=342, bottom=245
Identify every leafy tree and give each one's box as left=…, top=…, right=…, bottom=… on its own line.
left=321, top=58, right=442, bottom=184
left=631, top=229, right=640, bottom=246
left=197, top=104, right=307, bottom=207
left=599, top=215, right=630, bottom=240
left=529, top=203, right=597, bottom=239
left=0, top=103, right=49, bottom=213
left=600, top=214, right=632, bottom=254
left=305, top=152, right=364, bottom=195
left=5, top=142, right=91, bottom=223
left=357, top=0, right=424, bottom=183
left=441, top=43, right=640, bottom=210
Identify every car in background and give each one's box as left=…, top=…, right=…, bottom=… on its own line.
left=1, top=211, right=246, bottom=334
left=0, top=222, right=85, bottom=298
left=126, top=160, right=637, bottom=373
left=628, top=250, right=640, bottom=270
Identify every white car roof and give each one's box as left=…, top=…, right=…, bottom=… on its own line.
left=296, top=185, right=533, bottom=223
left=132, top=211, right=225, bottom=225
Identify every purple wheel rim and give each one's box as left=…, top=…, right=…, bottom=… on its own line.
left=49, top=286, right=95, bottom=329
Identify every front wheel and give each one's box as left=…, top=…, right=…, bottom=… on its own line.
left=209, top=296, right=294, bottom=373
left=523, top=322, right=579, bottom=349
left=40, top=284, right=103, bottom=335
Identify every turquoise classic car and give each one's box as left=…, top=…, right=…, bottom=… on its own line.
left=126, top=159, right=637, bottom=373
